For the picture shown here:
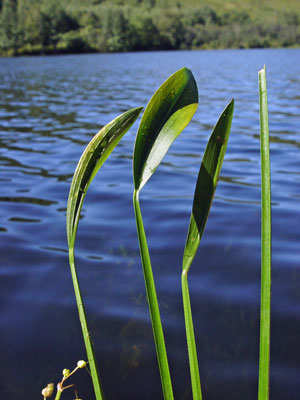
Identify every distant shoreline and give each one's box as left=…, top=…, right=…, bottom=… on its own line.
left=2, top=44, right=300, bottom=58
left=1, top=0, right=299, bottom=57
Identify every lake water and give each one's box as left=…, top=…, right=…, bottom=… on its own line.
left=0, top=49, right=299, bottom=400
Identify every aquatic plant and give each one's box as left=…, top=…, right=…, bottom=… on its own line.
left=132, top=68, right=234, bottom=400
left=41, top=360, right=88, bottom=400
left=182, top=100, right=234, bottom=399
left=258, top=66, right=271, bottom=400
left=66, top=107, right=143, bottom=400
left=133, top=67, right=199, bottom=400
left=64, top=68, right=234, bottom=400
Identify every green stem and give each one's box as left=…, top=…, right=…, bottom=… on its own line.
left=55, top=389, right=62, bottom=400
left=133, top=189, right=174, bottom=400
left=182, top=270, right=202, bottom=400
left=69, top=247, right=105, bottom=400
left=258, top=66, right=272, bottom=400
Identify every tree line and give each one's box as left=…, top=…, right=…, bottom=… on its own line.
left=0, top=0, right=299, bottom=56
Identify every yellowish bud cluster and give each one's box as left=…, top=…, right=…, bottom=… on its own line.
left=62, top=368, right=70, bottom=378
left=41, top=383, right=54, bottom=398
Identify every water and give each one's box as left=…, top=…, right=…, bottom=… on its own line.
left=0, top=49, right=299, bottom=400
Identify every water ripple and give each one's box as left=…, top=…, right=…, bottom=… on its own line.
left=0, top=49, right=300, bottom=400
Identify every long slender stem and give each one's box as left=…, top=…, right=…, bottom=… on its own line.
left=182, top=270, right=202, bottom=400
left=133, top=189, right=174, bottom=400
left=258, top=66, right=272, bottom=400
left=69, top=248, right=105, bottom=400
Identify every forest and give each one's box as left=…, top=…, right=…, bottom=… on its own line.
left=0, top=0, right=299, bottom=56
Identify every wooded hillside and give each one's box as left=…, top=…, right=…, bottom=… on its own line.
left=0, top=0, right=299, bottom=56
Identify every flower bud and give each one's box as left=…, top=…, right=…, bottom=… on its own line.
left=77, top=360, right=87, bottom=368
left=41, top=383, right=54, bottom=398
left=62, top=368, right=70, bottom=378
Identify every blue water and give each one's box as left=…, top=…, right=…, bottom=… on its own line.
left=0, top=49, right=300, bottom=400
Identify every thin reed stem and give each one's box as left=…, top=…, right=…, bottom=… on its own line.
left=69, top=248, right=105, bottom=400
left=181, top=270, right=202, bottom=400
left=133, top=189, right=174, bottom=400
left=258, top=66, right=272, bottom=400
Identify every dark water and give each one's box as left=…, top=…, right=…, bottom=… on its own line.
left=0, top=49, right=299, bottom=400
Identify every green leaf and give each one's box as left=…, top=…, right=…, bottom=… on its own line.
left=133, top=67, right=198, bottom=191
left=183, top=99, right=234, bottom=272
left=66, top=106, right=143, bottom=247
left=132, top=68, right=198, bottom=399
left=66, top=107, right=142, bottom=400
left=258, top=65, right=271, bottom=400
left=181, top=99, right=234, bottom=400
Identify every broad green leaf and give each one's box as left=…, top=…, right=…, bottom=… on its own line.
left=67, top=106, right=143, bottom=247
left=132, top=68, right=198, bottom=399
left=133, top=67, right=198, bottom=191
left=183, top=99, right=234, bottom=272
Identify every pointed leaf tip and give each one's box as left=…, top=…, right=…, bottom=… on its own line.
left=67, top=106, right=143, bottom=246
left=133, top=68, right=198, bottom=191
left=182, top=100, right=234, bottom=272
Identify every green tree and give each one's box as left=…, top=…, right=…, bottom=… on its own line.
left=181, top=7, right=205, bottom=27
left=0, top=0, right=20, bottom=54
left=103, top=8, right=133, bottom=52
left=37, top=0, right=79, bottom=51
left=156, top=12, right=186, bottom=49
left=144, top=0, right=155, bottom=8
left=133, top=17, right=162, bottom=50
